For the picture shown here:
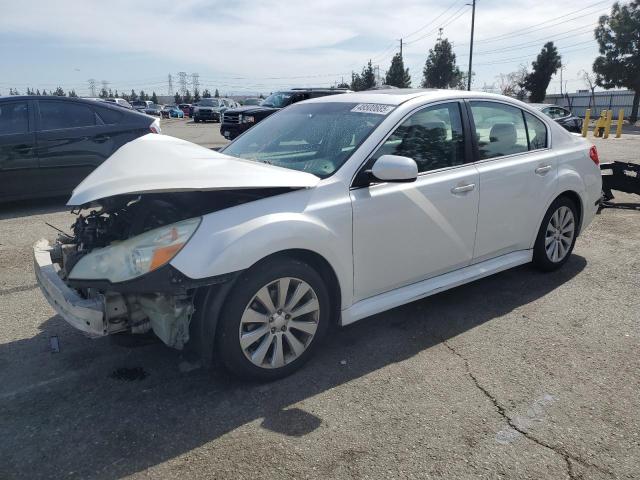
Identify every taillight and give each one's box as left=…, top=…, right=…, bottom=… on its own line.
left=589, top=145, right=599, bottom=165
left=149, top=119, right=161, bottom=134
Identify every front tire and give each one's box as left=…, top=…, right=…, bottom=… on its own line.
left=532, top=196, right=578, bottom=271
left=215, top=257, right=330, bottom=380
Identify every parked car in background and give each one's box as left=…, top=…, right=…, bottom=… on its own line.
left=143, top=104, right=162, bottom=116
left=532, top=104, right=583, bottom=133
left=131, top=100, right=153, bottom=113
left=220, top=88, right=349, bottom=140
left=0, top=96, right=160, bottom=202
left=178, top=104, right=192, bottom=117
left=160, top=105, right=184, bottom=118
left=32, top=90, right=601, bottom=380
left=104, top=98, right=133, bottom=109
left=242, top=97, right=262, bottom=106
left=192, top=98, right=230, bottom=123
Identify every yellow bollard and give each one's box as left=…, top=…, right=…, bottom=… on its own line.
left=593, top=111, right=607, bottom=137
left=616, top=108, right=624, bottom=138
left=603, top=109, right=613, bottom=139
left=582, top=109, right=591, bottom=137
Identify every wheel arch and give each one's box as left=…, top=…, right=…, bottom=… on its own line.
left=557, top=190, right=583, bottom=234
left=189, top=248, right=343, bottom=366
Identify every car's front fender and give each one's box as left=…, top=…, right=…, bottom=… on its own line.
left=170, top=186, right=353, bottom=309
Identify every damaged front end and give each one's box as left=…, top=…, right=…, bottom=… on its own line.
left=33, top=189, right=282, bottom=349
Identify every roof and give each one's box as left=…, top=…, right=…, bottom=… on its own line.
left=303, top=88, right=515, bottom=106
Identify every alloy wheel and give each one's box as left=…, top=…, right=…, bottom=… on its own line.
left=238, top=277, right=320, bottom=369
left=545, top=206, right=575, bottom=263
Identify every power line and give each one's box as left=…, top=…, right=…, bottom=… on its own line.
left=404, top=3, right=469, bottom=46
left=402, top=0, right=462, bottom=41
left=467, top=0, right=610, bottom=45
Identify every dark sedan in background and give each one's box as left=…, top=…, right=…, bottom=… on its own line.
left=532, top=104, right=583, bottom=133
left=0, top=96, right=160, bottom=202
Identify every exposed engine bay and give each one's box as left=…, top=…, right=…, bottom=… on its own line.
left=47, top=188, right=292, bottom=349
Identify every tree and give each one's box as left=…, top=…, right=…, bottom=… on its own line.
left=579, top=69, right=598, bottom=110
left=114, top=90, right=119, bottom=98
left=593, top=1, right=640, bottom=122
left=336, top=81, right=350, bottom=89
left=183, top=89, right=192, bottom=103
left=41, top=89, right=47, bottom=95
left=139, top=90, right=147, bottom=101
left=36, top=89, right=41, bottom=96
left=193, top=88, right=201, bottom=103
left=496, top=65, right=529, bottom=99
left=99, top=88, right=108, bottom=98
left=351, top=60, right=376, bottom=91
left=522, top=42, right=562, bottom=102
left=68, top=89, right=78, bottom=97
left=174, top=92, right=182, bottom=104
left=385, top=53, right=411, bottom=88
left=421, top=38, right=462, bottom=88
left=214, top=88, right=219, bottom=98
left=53, top=86, right=65, bottom=96
left=130, top=89, right=138, bottom=101
left=151, top=91, right=158, bottom=104
left=202, top=89, right=211, bottom=98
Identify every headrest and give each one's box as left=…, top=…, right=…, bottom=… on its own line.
left=489, top=123, right=517, bottom=144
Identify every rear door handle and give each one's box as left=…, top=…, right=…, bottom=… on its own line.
left=451, top=183, right=476, bottom=194
left=13, top=144, right=33, bottom=154
left=93, top=134, right=110, bottom=143
left=535, top=165, right=552, bottom=175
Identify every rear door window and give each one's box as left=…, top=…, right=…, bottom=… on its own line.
left=0, top=102, right=29, bottom=135
left=39, top=101, right=96, bottom=130
left=470, top=102, right=529, bottom=160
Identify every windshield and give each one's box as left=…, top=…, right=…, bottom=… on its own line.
left=243, top=98, right=261, bottom=106
left=260, top=92, right=294, bottom=108
left=221, top=102, right=392, bottom=178
left=199, top=99, right=219, bottom=107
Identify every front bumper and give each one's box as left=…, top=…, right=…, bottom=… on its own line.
left=195, top=110, right=219, bottom=120
left=33, top=239, right=107, bottom=337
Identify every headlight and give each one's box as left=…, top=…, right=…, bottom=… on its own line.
left=241, top=115, right=255, bottom=123
left=69, top=217, right=201, bottom=283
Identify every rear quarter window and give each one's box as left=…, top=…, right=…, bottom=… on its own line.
left=94, top=106, right=123, bottom=124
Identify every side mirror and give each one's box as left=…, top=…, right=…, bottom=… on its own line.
left=371, top=155, right=418, bottom=183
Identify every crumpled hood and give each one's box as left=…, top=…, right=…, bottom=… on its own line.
left=67, top=134, right=320, bottom=206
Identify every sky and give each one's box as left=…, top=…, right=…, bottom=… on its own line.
left=0, top=0, right=616, bottom=97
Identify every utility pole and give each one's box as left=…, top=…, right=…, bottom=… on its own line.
left=399, top=38, right=403, bottom=58
left=87, top=78, right=97, bottom=97
left=560, top=65, right=565, bottom=96
left=467, top=0, right=476, bottom=91
left=167, top=74, right=173, bottom=96
left=191, top=72, right=200, bottom=91
left=177, top=72, right=187, bottom=96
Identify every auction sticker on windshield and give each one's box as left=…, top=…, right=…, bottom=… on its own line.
left=350, top=104, right=395, bottom=115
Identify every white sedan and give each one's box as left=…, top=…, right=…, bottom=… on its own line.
left=34, top=89, right=602, bottom=380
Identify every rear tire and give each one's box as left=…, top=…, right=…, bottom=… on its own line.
left=214, top=257, right=330, bottom=380
left=532, top=196, right=578, bottom=272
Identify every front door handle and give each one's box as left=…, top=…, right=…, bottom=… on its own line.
left=93, top=134, right=110, bottom=143
left=535, top=165, right=552, bottom=175
left=451, top=183, right=476, bottom=194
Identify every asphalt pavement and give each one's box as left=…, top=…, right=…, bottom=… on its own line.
left=0, top=121, right=638, bottom=479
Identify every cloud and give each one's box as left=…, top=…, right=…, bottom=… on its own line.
left=0, top=0, right=607, bottom=92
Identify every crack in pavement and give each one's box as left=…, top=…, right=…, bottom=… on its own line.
left=441, top=340, right=613, bottom=479
left=0, top=284, right=38, bottom=297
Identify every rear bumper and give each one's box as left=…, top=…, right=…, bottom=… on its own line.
left=33, top=239, right=107, bottom=337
